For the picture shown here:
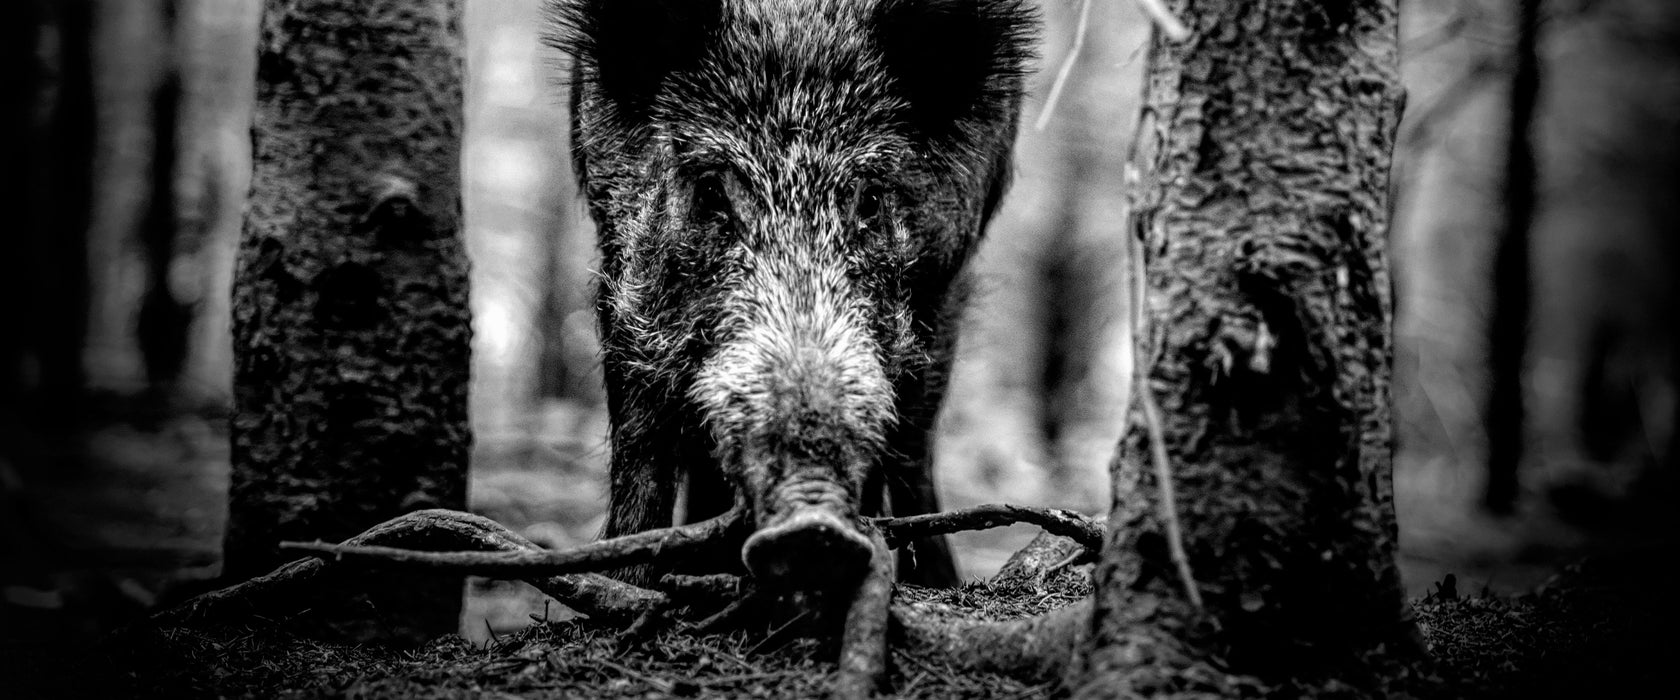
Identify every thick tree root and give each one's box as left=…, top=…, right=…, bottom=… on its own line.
left=993, top=527, right=1097, bottom=589
left=152, top=504, right=1100, bottom=693
left=833, top=529, right=894, bottom=700
left=151, top=509, right=666, bottom=626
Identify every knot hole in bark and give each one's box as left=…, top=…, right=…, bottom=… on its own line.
left=1199, top=239, right=1338, bottom=431
left=358, top=174, right=434, bottom=246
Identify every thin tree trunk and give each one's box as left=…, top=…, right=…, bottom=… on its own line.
left=2, top=2, right=41, bottom=408
left=2, top=0, right=48, bottom=598
left=1037, top=150, right=1094, bottom=489
left=137, top=0, right=192, bottom=390
left=1075, top=1, right=1415, bottom=695
left=34, top=0, right=97, bottom=426
left=227, top=0, right=470, bottom=643
left=1482, top=0, right=1541, bottom=514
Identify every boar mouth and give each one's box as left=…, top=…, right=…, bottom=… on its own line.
left=739, top=478, right=876, bottom=589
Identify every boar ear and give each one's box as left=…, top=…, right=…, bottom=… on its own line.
left=871, top=0, right=1039, bottom=140
left=545, top=0, right=723, bottom=124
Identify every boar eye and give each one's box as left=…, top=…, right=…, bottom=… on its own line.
left=853, top=181, right=887, bottom=228
left=693, top=172, right=733, bottom=223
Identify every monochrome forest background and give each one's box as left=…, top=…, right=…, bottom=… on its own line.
left=4, top=0, right=1677, bottom=645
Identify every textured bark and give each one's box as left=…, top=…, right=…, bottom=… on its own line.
left=1075, top=1, right=1414, bottom=695
left=1482, top=0, right=1540, bottom=513
left=227, top=0, right=470, bottom=642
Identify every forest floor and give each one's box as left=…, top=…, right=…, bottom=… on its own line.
left=4, top=400, right=1676, bottom=698
left=1, top=543, right=1675, bottom=699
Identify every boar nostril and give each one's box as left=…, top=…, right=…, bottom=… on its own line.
left=741, top=505, right=873, bottom=590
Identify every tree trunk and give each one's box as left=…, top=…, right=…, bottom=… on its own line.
left=227, top=0, right=471, bottom=643
left=1482, top=0, right=1541, bottom=514
left=34, top=0, right=97, bottom=425
left=1075, top=1, right=1415, bottom=695
left=137, top=0, right=192, bottom=391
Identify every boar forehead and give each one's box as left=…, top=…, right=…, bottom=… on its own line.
left=658, top=0, right=911, bottom=184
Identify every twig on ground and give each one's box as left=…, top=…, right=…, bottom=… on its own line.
left=691, top=587, right=773, bottom=635
left=149, top=509, right=666, bottom=626
left=279, top=505, right=746, bottom=579
left=876, top=504, right=1103, bottom=554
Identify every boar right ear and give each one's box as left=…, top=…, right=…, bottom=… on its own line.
left=544, top=0, right=723, bottom=124
left=871, top=0, right=1039, bottom=143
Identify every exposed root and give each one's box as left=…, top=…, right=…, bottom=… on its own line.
left=150, top=501, right=1107, bottom=693
left=894, top=598, right=1090, bottom=683
left=833, top=529, right=895, bottom=700
left=992, top=529, right=1094, bottom=590
left=877, top=504, right=1103, bottom=555
left=279, top=505, right=748, bottom=578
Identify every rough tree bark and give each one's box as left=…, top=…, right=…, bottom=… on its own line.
left=1483, top=0, right=1540, bottom=514
left=227, top=0, right=471, bottom=642
left=1074, top=1, right=1416, bottom=695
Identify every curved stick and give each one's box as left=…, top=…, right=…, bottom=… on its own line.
left=833, top=529, right=894, bottom=700
left=281, top=505, right=748, bottom=579
left=876, top=504, right=1103, bottom=554
left=151, top=509, right=665, bottom=626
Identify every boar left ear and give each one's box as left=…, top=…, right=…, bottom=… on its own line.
left=545, top=0, right=724, bottom=125
left=871, top=0, right=1039, bottom=141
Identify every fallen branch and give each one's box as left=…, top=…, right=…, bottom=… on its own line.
left=280, top=505, right=747, bottom=579
left=149, top=502, right=1104, bottom=691
left=877, top=504, right=1103, bottom=555
left=150, top=509, right=664, bottom=626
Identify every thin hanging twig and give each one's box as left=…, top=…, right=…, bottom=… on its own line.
left=1136, top=0, right=1192, bottom=43
left=1034, top=0, right=1092, bottom=131
left=1138, top=375, right=1203, bottom=609
left=1125, top=140, right=1200, bottom=609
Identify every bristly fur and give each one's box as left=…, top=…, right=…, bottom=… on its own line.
left=544, top=0, right=1039, bottom=587
left=872, top=0, right=1040, bottom=149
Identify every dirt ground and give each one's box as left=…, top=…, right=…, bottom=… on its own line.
left=5, top=399, right=1677, bottom=698
left=3, top=541, right=1675, bottom=699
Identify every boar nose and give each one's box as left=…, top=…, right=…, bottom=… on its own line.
left=741, top=476, right=874, bottom=588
